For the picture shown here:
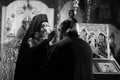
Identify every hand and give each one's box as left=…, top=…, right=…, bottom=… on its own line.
left=47, top=31, right=55, bottom=42
left=27, top=38, right=33, bottom=48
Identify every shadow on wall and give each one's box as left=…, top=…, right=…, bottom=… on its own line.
left=115, top=30, right=120, bottom=57
left=109, top=25, right=120, bottom=57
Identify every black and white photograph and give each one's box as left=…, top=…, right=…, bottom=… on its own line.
left=0, top=0, right=120, bottom=80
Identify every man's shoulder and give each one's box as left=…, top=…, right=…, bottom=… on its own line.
left=72, top=38, right=91, bottom=47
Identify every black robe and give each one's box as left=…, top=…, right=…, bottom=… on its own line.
left=14, top=39, right=50, bottom=80
left=44, top=37, right=93, bottom=80
left=14, top=14, right=49, bottom=80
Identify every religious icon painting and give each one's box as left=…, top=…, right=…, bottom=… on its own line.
left=76, top=23, right=110, bottom=59
left=94, top=59, right=120, bottom=73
